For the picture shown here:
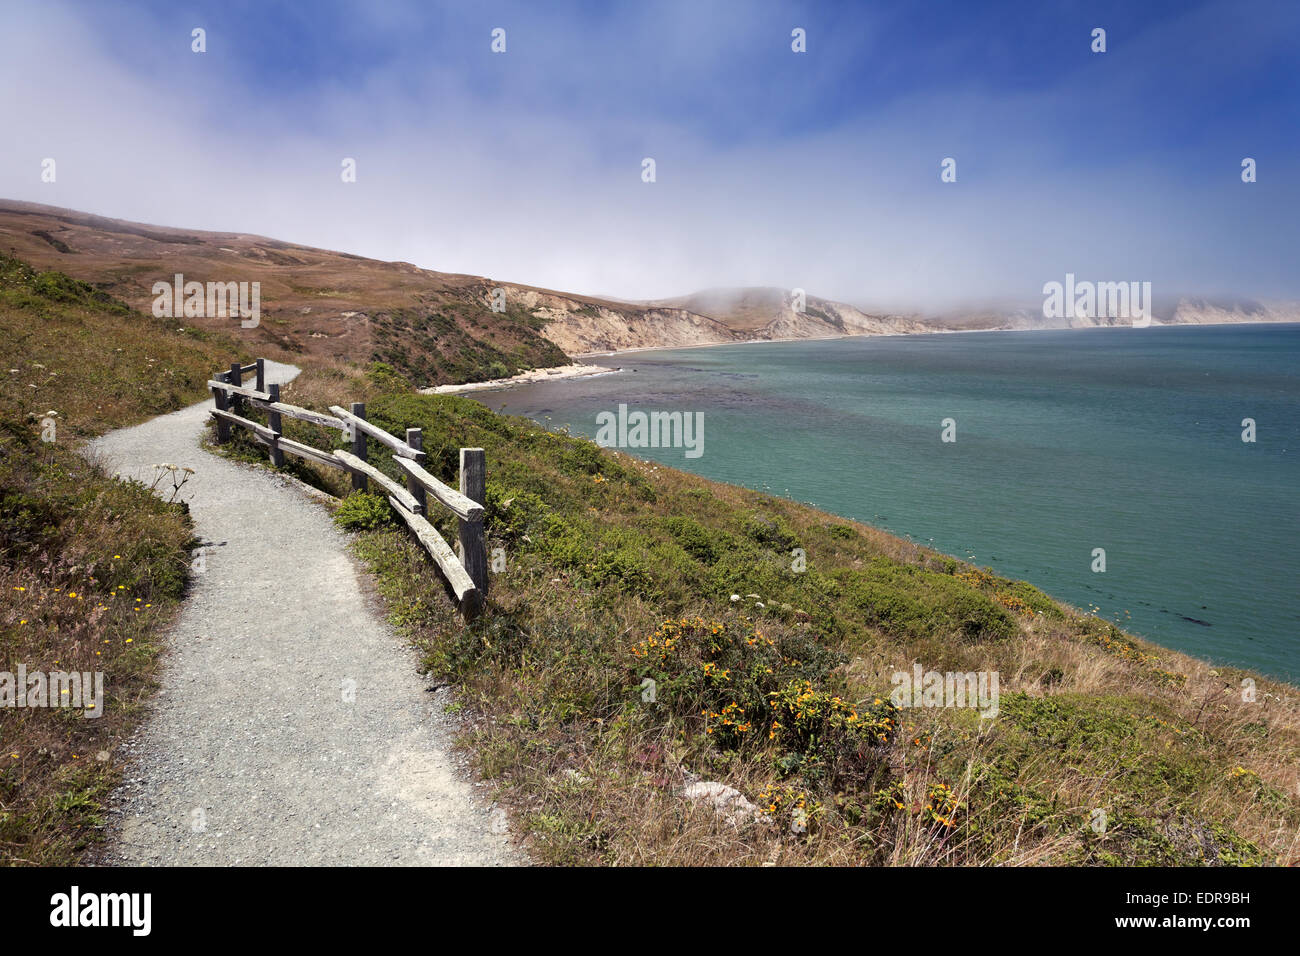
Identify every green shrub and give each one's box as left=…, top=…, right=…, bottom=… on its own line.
left=587, top=544, right=655, bottom=595
left=626, top=617, right=885, bottom=793
left=365, top=362, right=413, bottom=394
left=837, top=559, right=1018, bottom=642
left=662, top=515, right=721, bottom=564
left=995, top=580, right=1065, bottom=619
left=485, top=486, right=551, bottom=541
left=743, top=513, right=799, bottom=552
left=31, top=270, right=128, bottom=313
left=766, top=679, right=897, bottom=782
left=558, top=438, right=608, bottom=477
left=333, top=491, right=395, bottom=531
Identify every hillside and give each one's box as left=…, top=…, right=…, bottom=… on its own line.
left=0, top=201, right=931, bottom=364
left=0, top=254, right=238, bottom=863
left=647, top=287, right=932, bottom=340
left=4, top=201, right=1297, bottom=390
left=0, top=200, right=573, bottom=386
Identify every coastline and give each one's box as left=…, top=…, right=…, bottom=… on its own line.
left=574, top=330, right=862, bottom=359
left=573, top=325, right=1049, bottom=360
left=572, top=318, right=1300, bottom=360
left=424, top=321, right=1300, bottom=393
left=420, top=362, right=620, bottom=395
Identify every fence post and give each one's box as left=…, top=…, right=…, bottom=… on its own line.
left=212, top=371, right=230, bottom=443
left=406, top=428, right=426, bottom=513
left=255, top=357, right=266, bottom=393
left=458, top=448, right=488, bottom=597
left=229, top=362, right=243, bottom=415
left=267, top=382, right=284, bottom=467
left=350, top=402, right=368, bottom=493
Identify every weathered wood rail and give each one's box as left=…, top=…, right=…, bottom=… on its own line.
left=208, top=358, right=488, bottom=618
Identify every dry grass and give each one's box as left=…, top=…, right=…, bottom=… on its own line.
left=0, top=255, right=233, bottom=864
left=0, top=254, right=244, bottom=439
left=0, top=425, right=198, bottom=864
left=1, top=201, right=571, bottom=386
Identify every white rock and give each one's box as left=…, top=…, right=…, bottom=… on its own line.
left=678, top=781, right=760, bottom=825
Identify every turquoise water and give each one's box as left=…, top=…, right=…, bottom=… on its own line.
left=490, top=325, right=1300, bottom=682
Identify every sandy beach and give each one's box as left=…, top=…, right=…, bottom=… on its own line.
left=421, top=362, right=620, bottom=395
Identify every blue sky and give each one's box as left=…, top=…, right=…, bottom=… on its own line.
left=2, top=0, right=1298, bottom=307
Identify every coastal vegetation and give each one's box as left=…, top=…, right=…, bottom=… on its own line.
left=0, top=255, right=237, bottom=863
left=369, top=299, right=568, bottom=386
left=230, top=361, right=1300, bottom=866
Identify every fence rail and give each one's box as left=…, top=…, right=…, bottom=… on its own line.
left=209, top=358, right=487, bottom=619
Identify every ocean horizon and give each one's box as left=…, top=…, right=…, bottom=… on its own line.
left=490, top=323, right=1300, bottom=682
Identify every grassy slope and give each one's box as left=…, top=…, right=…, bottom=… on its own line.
left=230, top=365, right=1300, bottom=866
left=0, top=201, right=574, bottom=388
left=0, top=255, right=239, bottom=864
left=0, top=255, right=242, bottom=438
left=371, top=297, right=569, bottom=387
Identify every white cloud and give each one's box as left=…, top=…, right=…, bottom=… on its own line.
left=2, top=0, right=1296, bottom=311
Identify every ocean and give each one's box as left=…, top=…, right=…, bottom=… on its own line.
left=488, top=325, right=1300, bottom=682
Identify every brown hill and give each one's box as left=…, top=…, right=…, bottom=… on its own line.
left=0, top=202, right=920, bottom=375
left=4, top=201, right=1295, bottom=385
left=0, top=200, right=581, bottom=385
left=648, top=287, right=930, bottom=340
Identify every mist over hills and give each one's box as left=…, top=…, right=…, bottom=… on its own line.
left=2, top=200, right=1295, bottom=385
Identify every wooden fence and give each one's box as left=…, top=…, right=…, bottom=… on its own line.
left=208, top=358, right=487, bottom=618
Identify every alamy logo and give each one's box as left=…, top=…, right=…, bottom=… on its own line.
left=152, top=273, right=260, bottom=328
left=50, top=886, right=150, bottom=936
left=595, top=403, right=703, bottom=459
left=890, top=664, right=999, bottom=718
left=1042, top=273, right=1151, bottom=327
left=1, top=666, right=103, bottom=718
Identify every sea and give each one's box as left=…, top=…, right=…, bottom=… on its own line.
left=487, top=324, right=1300, bottom=682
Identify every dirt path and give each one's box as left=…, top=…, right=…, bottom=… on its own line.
left=88, top=362, right=519, bottom=866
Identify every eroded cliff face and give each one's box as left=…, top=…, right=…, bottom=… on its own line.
left=1048, top=298, right=1300, bottom=329
left=788, top=298, right=934, bottom=338
left=545, top=307, right=744, bottom=353
left=507, top=286, right=741, bottom=353
left=522, top=285, right=933, bottom=353
left=1164, top=299, right=1300, bottom=326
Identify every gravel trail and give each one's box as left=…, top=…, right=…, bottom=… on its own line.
left=88, top=362, right=519, bottom=866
